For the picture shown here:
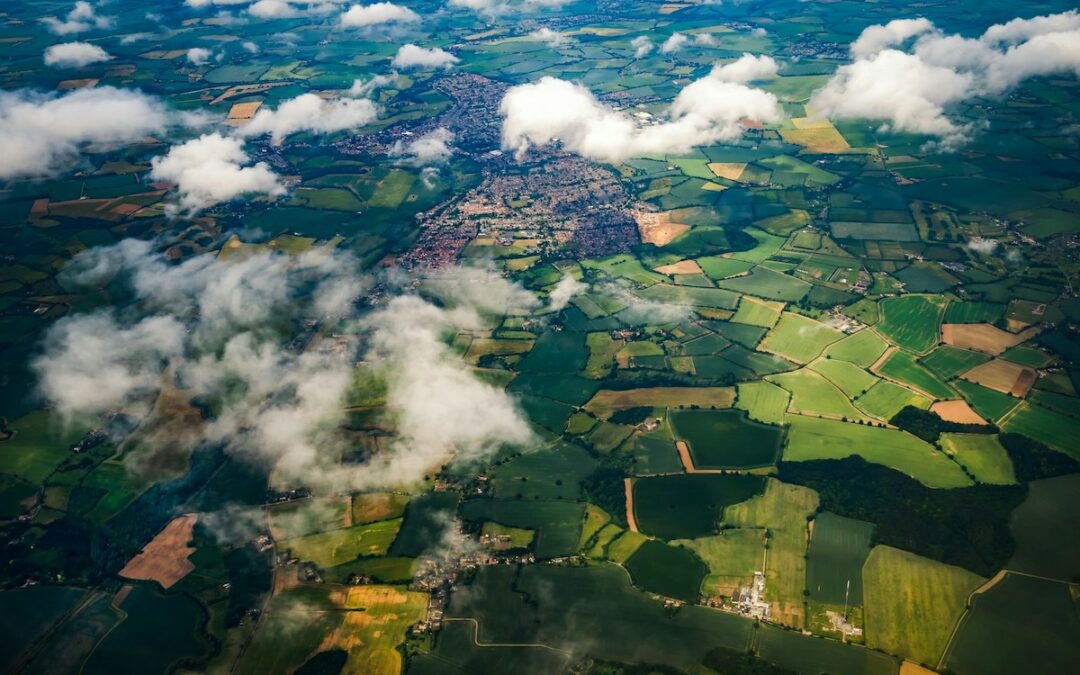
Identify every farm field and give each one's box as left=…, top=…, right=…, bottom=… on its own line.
left=760, top=312, right=845, bottom=364
left=877, top=296, right=944, bottom=354
left=633, top=474, right=766, bottom=540
left=806, top=512, right=874, bottom=606
left=583, top=387, right=734, bottom=418
left=944, top=574, right=1080, bottom=675
left=624, top=539, right=708, bottom=602
left=875, top=350, right=955, bottom=400
left=999, top=403, right=1080, bottom=458
left=669, top=408, right=784, bottom=469
left=724, top=479, right=819, bottom=627
left=938, top=434, right=1016, bottom=485
left=769, top=368, right=872, bottom=421
left=676, top=529, right=766, bottom=598
left=1007, top=474, right=1080, bottom=581
left=862, top=546, right=985, bottom=667
left=735, top=380, right=790, bottom=424
left=822, top=330, right=890, bottom=367
left=783, top=415, right=972, bottom=488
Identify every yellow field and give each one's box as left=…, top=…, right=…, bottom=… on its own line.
left=606, top=530, right=648, bottom=563
left=707, top=162, right=748, bottom=181
left=863, top=545, right=985, bottom=666
left=779, top=126, right=851, bottom=153
left=324, top=585, right=428, bottom=675
left=578, top=504, right=612, bottom=549
left=583, top=387, right=734, bottom=418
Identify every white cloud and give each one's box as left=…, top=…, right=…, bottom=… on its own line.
left=850, top=17, right=934, bottom=58
left=546, top=274, right=585, bottom=311
left=966, top=237, right=999, bottom=255
left=38, top=243, right=538, bottom=493
left=340, top=2, right=420, bottom=27
left=391, top=127, right=454, bottom=165
left=35, top=312, right=185, bottom=418
left=631, top=35, right=653, bottom=58
left=248, top=0, right=304, bottom=18
left=149, top=132, right=284, bottom=213
left=529, top=27, right=569, bottom=47
left=349, top=72, right=397, bottom=96
left=187, top=47, right=213, bottom=65
left=810, top=12, right=1080, bottom=146
left=242, top=40, right=260, bottom=53
left=238, top=93, right=379, bottom=144
left=660, top=32, right=689, bottom=54
left=693, top=33, right=718, bottom=47
left=0, top=87, right=169, bottom=179
left=710, top=52, right=779, bottom=83
left=500, top=56, right=781, bottom=163
left=391, top=44, right=459, bottom=70
left=42, top=2, right=113, bottom=36
left=43, top=41, right=112, bottom=68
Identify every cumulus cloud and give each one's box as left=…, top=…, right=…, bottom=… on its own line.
left=631, top=35, right=653, bottom=58
left=529, top=27, right=569, bottom=47
left=149, top=132, right=284, bottom=213
left=238, top=93, right=379, bottom=144
left=187, top=47, right=213, bottom=65
left=660, top=32, right=689, bottom=54
left=242, top=40, right=260, bottom=53
left=546, top=274, right=585, bottom=311
left=35, top=312, right=184, bottom=418
left=42, top=2, right=113, bottom=36
left=710, top=52, right=780, bottom=83
left=43, top=41, right=112, bottom=68
left=390, top=127, right=454, bottom=165
left=248, top=0, right=305, bottom=18
left=349, top=72, right=397, bottom=96
left=810, top=11, right=1080, bottom=146
left=500, top=54, right=781, bottom=163
left=693, top=33, right=718, bottom=47
left=391, top=44, right=459, bottom=70
left=850, top=17, right=934, bottom=58
left=0, top=87, right=169, bottom=179
left=340, top=2, right=420, bottom=27
left=37, top=242, right=538, bottom=493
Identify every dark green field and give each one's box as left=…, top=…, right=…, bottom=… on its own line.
left=670, top=409, right=784, bottom=469
left=633, top=474, right=766, bottom=540
left=945, top=574, right=1080, bottom=675
left=1007, top=473, right=1080, bottom=581
left=459, top=499, right=585, bottom=558
left=805, top=512, right=874, bottom=605
left=624, top=539, right=707, bottom=602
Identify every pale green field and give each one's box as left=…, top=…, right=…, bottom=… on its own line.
left=863, top=545, right=984, bottom=666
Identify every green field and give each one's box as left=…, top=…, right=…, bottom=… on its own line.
left=939, top=434, right=1016, bottom=485
left=761, top=313, right=845, bottom=364
left=84, top=585, right=211, bottom=675
left=783, top=415, right=972, bottom=488
left=1000, top=403, right=1080, bottom=458
left=944, top=301, right=1005, bottom=324
left=442, top=563, right=755, bottom=671
left=0, top=586, right=86, bottom=672
left=1007, top=473, right=1080, bottom=581
left=624, top=539, right=708, bottom=602
left=806, top=512, right=874, bottom=605
left=633, top=474, right=766, bottom=540
left=675, top=529, right=766, bottom=598
left=920, top=346, right=990, bottom=380
left=735, top=380, right=790, bottom=424
left=854, top=380, right=932, bottom=420
left=877, top=296, right=945, bottom=354
left=731, top=295, right=783, bottom=327
left=944, top=574, right=1080, bottom=675
left=281, top=518, right=402, bottom=568
left=769, top=368, right=871, bottom=421
left=809, top=358, right=880, bottom=398
left=876, top=350, right=955, bottom=399
left=952, top=380, right=1021, bottom=422
left=863, top=545, right=985, bottom=667
left=724, top=479, right=819, bottom=627
left=758, top=625, right=900, bottom=675
left=822, top=330, right=890, bottom=367
left=459, top=499, right=584, bottom=558
left=669, top=409, right=784, bottom=469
